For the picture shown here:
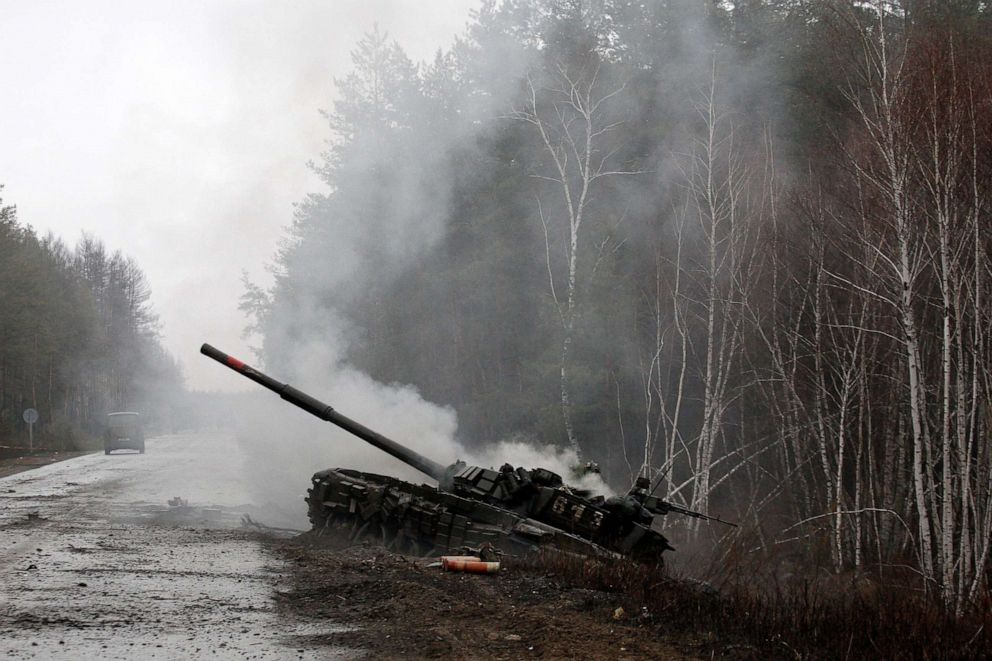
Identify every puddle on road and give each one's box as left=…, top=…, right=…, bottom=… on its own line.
left=113, top=503, right=234, bottom=527
left=111, top=501, right=300, bottom=534
left=280, top=621, right=358, bottom=655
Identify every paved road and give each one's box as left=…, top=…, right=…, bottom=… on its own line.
left=0, top=433, right=350, bottom=660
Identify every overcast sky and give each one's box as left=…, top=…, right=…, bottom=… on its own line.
left=0, top=0, right=480, bottom=390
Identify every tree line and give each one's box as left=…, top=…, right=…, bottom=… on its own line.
left=0, top=189, right=183, bottom=450
left=244, top=1, right=992, bottom=606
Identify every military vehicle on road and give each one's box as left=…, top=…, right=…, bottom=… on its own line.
left=105, top=412, right=145, bottom=455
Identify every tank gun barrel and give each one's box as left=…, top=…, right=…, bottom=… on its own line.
left=643, top=496, right=738, bottom=527
left=200, top=343, right=448, bottom=483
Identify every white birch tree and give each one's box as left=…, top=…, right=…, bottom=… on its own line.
left=511, top=57, right=637, bottom=456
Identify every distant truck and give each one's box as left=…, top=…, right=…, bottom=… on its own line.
left=104, top=412, right=145, bottom=455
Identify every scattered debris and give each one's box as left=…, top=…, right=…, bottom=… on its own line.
left=271, top=539, right=688, bottom=659
left=461, top=542, right=501, bottom=562
left=441, top=554, right=481, bottom=564
left=239, top=514, right=306, bottom=536
left=440, top=555, right=500, bottom=574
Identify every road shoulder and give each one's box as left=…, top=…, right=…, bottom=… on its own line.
left=0, top=450, right=96, bottom=478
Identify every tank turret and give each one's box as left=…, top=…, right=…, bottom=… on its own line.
left=202, top=343, right=733, bottom=560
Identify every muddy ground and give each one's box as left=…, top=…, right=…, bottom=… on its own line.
left=0, top=434, right=728, bottom=660
left=266, top=534, right=712, bottom=660
left=0, top=433, right=352, bottom=659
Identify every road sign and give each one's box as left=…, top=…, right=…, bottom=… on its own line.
left=23, top=408, right=38, bottom=451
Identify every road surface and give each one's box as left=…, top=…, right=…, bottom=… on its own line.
left=0, top=433, right=351, bottom=660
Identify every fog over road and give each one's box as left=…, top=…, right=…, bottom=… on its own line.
left=0, top=433, right=349, bottom=659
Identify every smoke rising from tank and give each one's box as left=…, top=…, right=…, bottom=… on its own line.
left=222, top=10, right=625, bottom=518
left=229, top=1, right=789, bottom=518
left=232, top=314, right=611, bottom=527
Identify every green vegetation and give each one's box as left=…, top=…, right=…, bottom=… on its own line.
left=0, top=189, right=182, bottom=451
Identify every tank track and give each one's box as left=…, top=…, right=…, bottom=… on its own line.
left=305, top=468, right=616, bottom=558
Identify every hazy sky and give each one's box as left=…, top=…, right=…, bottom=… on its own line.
left=0, top=0, right=481, bottom=390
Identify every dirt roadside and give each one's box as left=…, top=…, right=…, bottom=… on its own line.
left=266, top=535, right=712, bottom=660
left=0, top=450, right=95, bottom=478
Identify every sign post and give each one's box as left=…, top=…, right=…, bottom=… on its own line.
left=22, top=408, right=38, bottom=451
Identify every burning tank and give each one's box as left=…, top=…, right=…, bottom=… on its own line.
left=201, top=343, right=733, bottom=561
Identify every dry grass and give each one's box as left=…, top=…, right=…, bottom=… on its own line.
left=512, top=544, right=992, bottom=659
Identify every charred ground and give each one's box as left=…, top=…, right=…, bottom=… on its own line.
left=2, top=439, right=988, bottom=660
left=268, top=531, right=992, bottom=660
left=267, top=535, right=697, bottom=660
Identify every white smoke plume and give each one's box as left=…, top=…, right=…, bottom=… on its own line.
left=232, top=314, right=612, bottom=528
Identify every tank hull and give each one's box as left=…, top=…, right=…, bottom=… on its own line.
left=199, top=345, right=681, bottom=561
left=306, top=468, right=672, bottom=561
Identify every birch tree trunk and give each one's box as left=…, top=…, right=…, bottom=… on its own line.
left=512, top=59, right=639, bottom=456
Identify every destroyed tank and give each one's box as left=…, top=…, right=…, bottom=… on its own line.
left=201, top=343, right=732, bottom=561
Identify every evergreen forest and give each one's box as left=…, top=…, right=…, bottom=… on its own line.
left=0, top=190, right=183, bottom=450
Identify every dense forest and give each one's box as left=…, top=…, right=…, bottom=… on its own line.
left=0, top=189, right=183, bottom=450
left=243, top=1, right=991, bottom=606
